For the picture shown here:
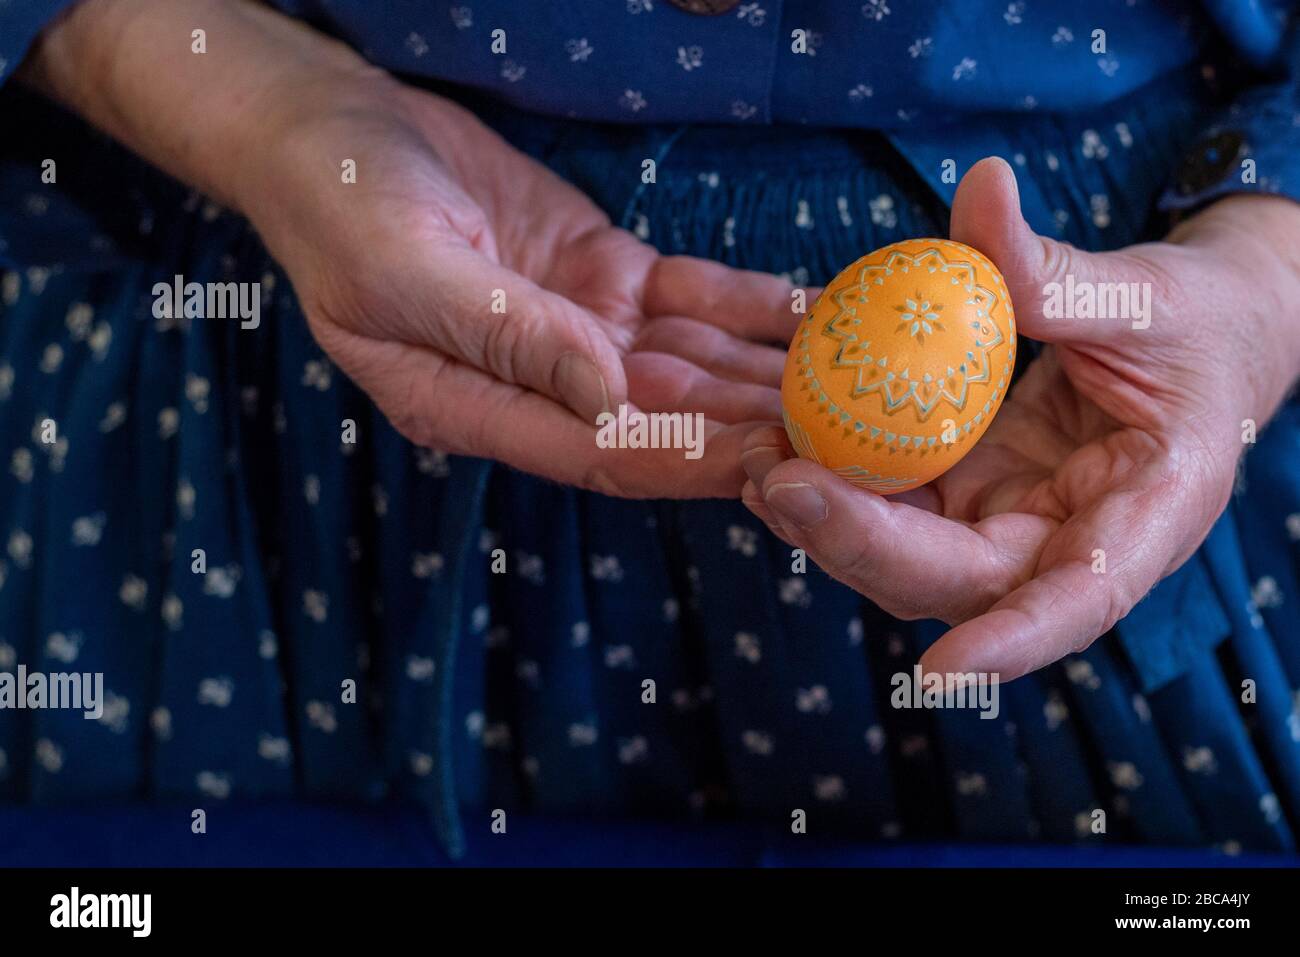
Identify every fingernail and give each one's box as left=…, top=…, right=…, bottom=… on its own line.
left=740, top=445, right=785, bottom=488
left=765, top=482, right=827, bottom=530
left=553, top=353, right=610, bottom=423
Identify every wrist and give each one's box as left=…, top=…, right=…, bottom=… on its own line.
left=1167, top=195, right=1300, bottom=431
left=231, top=58, right=400, bottom=223
left=23, top=0, right=387, bottom=216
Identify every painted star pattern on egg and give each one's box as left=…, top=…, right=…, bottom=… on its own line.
left=781, top=238, right=1017, bottom=494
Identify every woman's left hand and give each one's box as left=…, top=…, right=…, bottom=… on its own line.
left=742, top=157, right=1300, bottom=682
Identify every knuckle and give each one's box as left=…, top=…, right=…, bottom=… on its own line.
left=483, top=309, right=545, bottom=386
left=1037, top=234, right=1075, bottom=286
left=835, top=528, right=884, bottom=578
left=460, top=395, right=502, bottom=460
left=1067, top=624, right=1101, bottom=656
left=387, top=376, right=437, bottom=449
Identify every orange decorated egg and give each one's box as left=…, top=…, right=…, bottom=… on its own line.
left=781, top=238, right=1016, bottom=494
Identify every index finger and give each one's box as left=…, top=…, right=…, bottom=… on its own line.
left=644, top=255, right=813, bottom=343
left=919, top=477, right=1192, bottom=681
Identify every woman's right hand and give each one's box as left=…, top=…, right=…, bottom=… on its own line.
left=741, top=159, right=1300, bottom=682
left=27, top=0, right=800, bottom=498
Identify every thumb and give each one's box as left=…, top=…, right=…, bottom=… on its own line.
left=950, top=156, right=1132, bottom=344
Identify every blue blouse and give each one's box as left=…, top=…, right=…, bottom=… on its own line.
left=2, top=0, right=1298, bottom=247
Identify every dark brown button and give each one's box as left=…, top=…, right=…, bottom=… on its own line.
left=669, top=0, right=741, bottom=14
left=1175, top=130, right=1246, bottom=196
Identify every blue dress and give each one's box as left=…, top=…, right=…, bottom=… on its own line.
left=1, top=1, right=1299, bottom=859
